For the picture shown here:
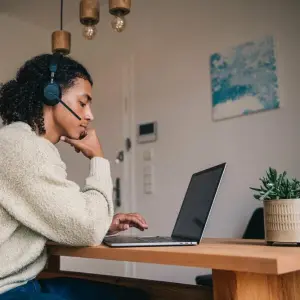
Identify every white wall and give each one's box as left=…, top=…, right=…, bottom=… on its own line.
left=130, top=0, right=300, bottom=284
left=0, top=14, right=49, bottom=84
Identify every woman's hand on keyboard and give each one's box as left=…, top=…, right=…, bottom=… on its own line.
left=107, top=213, right=148, bottom=235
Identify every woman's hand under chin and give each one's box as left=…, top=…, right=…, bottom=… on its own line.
left=60, top=128, right=104, bottom=159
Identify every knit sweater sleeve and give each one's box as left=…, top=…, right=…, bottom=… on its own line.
left=0, top=135, right=114, bottom=247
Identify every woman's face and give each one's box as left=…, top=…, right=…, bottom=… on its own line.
left=52, top=78, right=94, bottom=140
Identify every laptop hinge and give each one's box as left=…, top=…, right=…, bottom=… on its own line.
left=171, top=235, right=197, bottom=242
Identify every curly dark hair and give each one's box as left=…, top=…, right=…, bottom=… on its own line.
left=0, top=53, right=93, bottom=135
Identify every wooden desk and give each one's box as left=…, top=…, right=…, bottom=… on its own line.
left=42, top=238, right=300, bottom=300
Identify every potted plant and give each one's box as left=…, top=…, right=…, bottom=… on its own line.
left=250, top=167, right=300, bottom=245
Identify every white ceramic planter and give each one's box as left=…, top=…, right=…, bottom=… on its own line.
left=264, top=199, right=300, bottom=244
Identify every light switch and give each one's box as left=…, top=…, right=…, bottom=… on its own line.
left=143, top=165, right=152, bottom=175
left=143, top=165, right=154, bottom=194
left=143, top=174, right=151, bottom=184
left=144, top=183, right=153, bottom=194
left=143, top=149, right=153, bottom=161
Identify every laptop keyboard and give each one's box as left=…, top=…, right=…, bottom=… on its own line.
left=104, top=236, right=181, bottom=243
left=135, top=236, right=176, bottom=242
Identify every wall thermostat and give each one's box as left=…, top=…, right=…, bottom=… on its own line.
left=137, top=121, right=157, bottom=143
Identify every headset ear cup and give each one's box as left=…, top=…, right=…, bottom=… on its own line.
left=43, top=83, right=60, bottom=106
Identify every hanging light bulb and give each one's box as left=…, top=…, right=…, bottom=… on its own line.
left=111, top=13, right=126, bottom=32
left=109, top=0, right=131, bottom=33
left=82, top=24, right=97, bottom=40
left=80, top=0, right=100, bottom=40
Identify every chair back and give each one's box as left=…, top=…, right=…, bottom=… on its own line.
left=242, top=207, right=265, bottom=239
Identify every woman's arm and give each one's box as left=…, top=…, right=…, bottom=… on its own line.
left=0, top=138, right=114, bottom=247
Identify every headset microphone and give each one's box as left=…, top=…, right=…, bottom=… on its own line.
left=48, top=93, right=81, bottom=120
left=43, top=53, right=82, bottom=121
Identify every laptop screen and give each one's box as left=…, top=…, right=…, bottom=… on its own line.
left=171, top=163, right=226, bottom=241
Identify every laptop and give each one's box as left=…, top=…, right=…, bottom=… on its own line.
left=103, top=162, right=226, bottom=247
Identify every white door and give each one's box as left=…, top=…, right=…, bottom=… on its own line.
left=59, top=55, right=136, bottom=278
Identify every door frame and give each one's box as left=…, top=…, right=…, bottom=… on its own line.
left=121, top=54, right=137, bottom=278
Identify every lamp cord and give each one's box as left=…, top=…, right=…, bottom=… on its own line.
left=60, top=0, right=63, bottom=30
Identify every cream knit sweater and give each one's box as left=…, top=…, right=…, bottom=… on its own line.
left=0, top=122, right=114, bottom=294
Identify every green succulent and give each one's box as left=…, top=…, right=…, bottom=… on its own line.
left=250, top=167, right=300, bottom=200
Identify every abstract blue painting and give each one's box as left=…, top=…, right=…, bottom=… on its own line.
left=210, top=36, right=279, bottom=121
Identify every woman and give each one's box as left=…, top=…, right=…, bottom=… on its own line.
left=0, top=53, right=148, bottom=299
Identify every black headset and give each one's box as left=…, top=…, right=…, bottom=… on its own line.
left=43, top=53, right=81, bottom=120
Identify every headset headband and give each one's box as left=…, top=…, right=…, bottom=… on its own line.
left=49, top=52, right=62, bottom=76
